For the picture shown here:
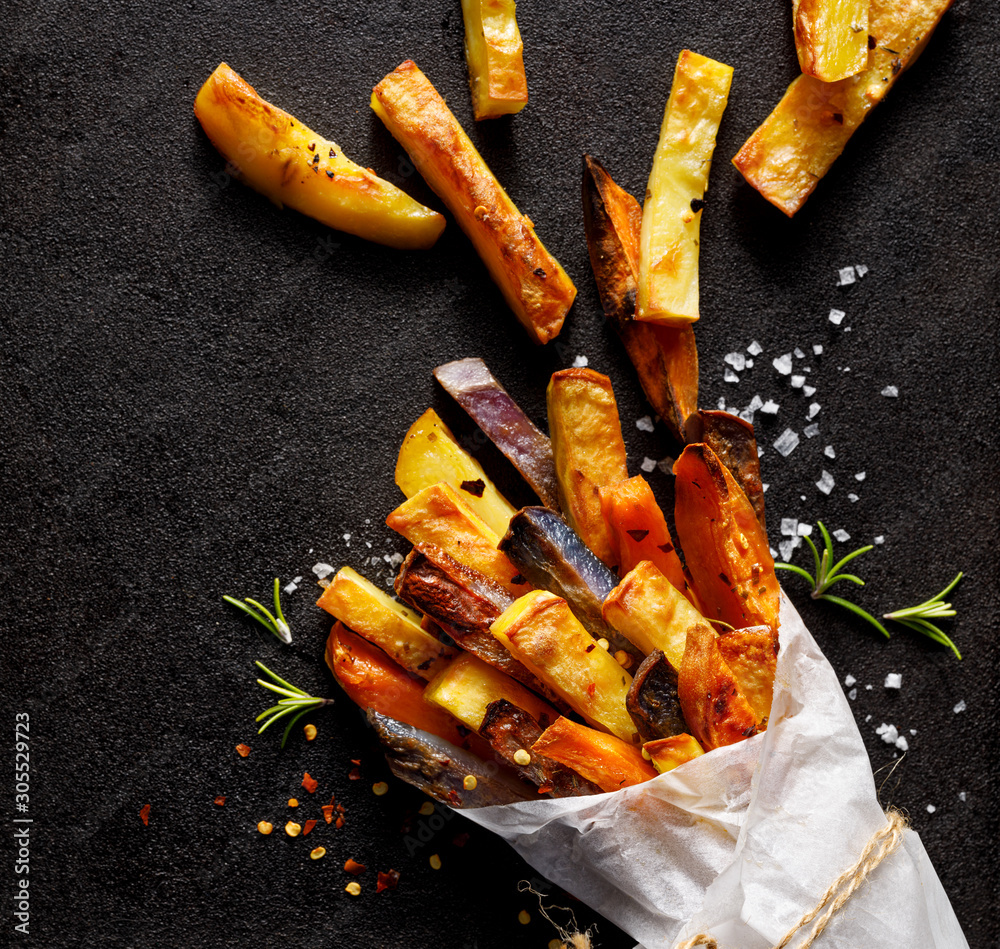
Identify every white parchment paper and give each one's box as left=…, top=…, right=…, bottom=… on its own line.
left=461, top=594, right=970, bottom=948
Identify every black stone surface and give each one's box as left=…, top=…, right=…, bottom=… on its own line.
left=2, top=1, right=997, bottom=946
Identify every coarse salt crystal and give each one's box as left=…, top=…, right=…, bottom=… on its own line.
left=829, top=308, right=846, bottom=325
left=724, top=368, right=740, bottom=383
left=283, top=581, right=299, bottom=594
left=845, top=674, right=856, bottom=687
left=875, top=722, right=898, bottom=744
left=848, top=493, right=859, bottom=502
left=780, top=518, right=798, bottom=536
left=572, top=355, right=589, bottom=368
left=855, top=472, right=866, bottom=481
left=865, top=714, right=872, bottom=722
left=794, top=347, right=805, bottom=359
left=896, top=736, right=909, bottom=751
left=791, top=375, right=805, bottom=388
left=874, top=535, right=885, bottom=544
left=312, top=563, right=335, bottom=579
left=717, top=397, right=726, bottom=410
left=370, top=556, right=382, bottom=567
left=866, top=684, right=873, bottom=690
left=757, top=446, right=764, bottom=457
left=746, top=358, right=754, bottom=368
left=881, top=385, right=899, bottom=398
left=762, top=483, right=769, bottom=492
left=910, top=729, right=917, bottom=736
left=640, top=457, right=657, bottom=473
left=746, top=394, right=764, bottom=414
left=342, top=533, right=351, bottom=542
left=725, top=352, right=746, bottom=371
left=848, top=688, right=857, bottom=700
left=804, top=423, right=820, bottom=438
left=833, top=528, right=850, bottom=542
left=808, top=403, right=821, bottom=419
left=803, top=385, right=817, bottom=397
left=843, top=367, right=851, bottom=372
left=824, top=445, right=836, bottom=459
left=760, top=399, right=780, bottom=414
left=797, top=523, right=813, bottom=536
left=748, top=340, right=763, bottom=355
left=656, top=457, right=674, bottom=474
left=953, top=699, right=966, bottom=713
left=813, top=344, right=823, bottom=355
left=885, top=673, right=902, bottom=689
left=816, top=471, right=835, bottom=494
left=773, top=353, right=793, bottom=375
left=958, top=792, right=967, bottom=802
left=770, top=546, right=779, bottom=559
left=855, top=264, right=869, bottom=277
left=926, top=804, right=936, bottom=814
left=837, top=267, right=856, bottom=286
left=779, top=537, right=802, bottom=562
left=636, top=415, right=655, bottom=433
left=774, top=429, right=800, bottom=456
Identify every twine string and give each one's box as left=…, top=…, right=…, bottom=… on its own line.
left=675, top=809, right=908, bottom=949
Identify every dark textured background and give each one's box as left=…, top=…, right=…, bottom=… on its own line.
left=2, top=0, right=997, bottom=946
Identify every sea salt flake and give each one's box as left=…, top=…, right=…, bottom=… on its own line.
left=833, top=528, right=850, bottom=542
left=774, top=428, right=800, bottom=456
left=855, top=263, right=869, bottom=277
left=790, top=374, right=805, bottom=388
left=824, top=445, right=836, bottom=459
left=885, top=673, right=902, bottom=689
left=745, top=358, right=754, bottom=368
left=779, top=537, right=802, bottom=561
left=875, top=722, right=898, bottom=744
left=387, top=552, right=404, bottom=567
left=770, top=546, right=778, bottom=559
left=725, top=352, right=746, bottom=371
left=656, top=456, right=674, bottom=474
left=804, top=423, right=820, bottom=438
left=283, top=581, right=298, bottom=594
left=794, top=347, right=805, bottom=359
left=829, top=308, right=846, bottom=325
left=845, top=674, right=857, bottom=687
left=808, top=403, right=821, bottom=419
left=746, top=394, right=764, bottom=413
left=896, top=736, right=909, bottom=751
left=760, top=399, right=780, bottom=414
left=813, top=344, right=824, bottom=355
left=365, top=541, right=372, bottom=548
left=881, top=385, right=899, bottom=397
left=342, top=533, right=351, bottom=542
left=747, top=340, right=763, bottom=355
left=757, top=446, right=764, bottom=457
left=370, top=556, right=382, bottom=567
left=636, top=415, right=655, bottom=433
left=865, top=714, right=872, bottom=722
left=312, top=563, right=335, bottom=579
left=958, top=792, right=967, bottom=802
left=848, top=493, right=859, bottom=502
left=843, top=367, right=851, bottom=372
left=724, top=368, right=740, bottom=383
left=866, top=685, right=873, bottom=691
left=780, top=518, right=798, bottom=536
left=797, top=523, right=813, bottom=536
left=572, top=354, right=589, bottom=368
left=837, top=266, right=856, bottom=286
left=773, top=353, right=793, bottom=375
left=953, top=699, right=966, bottom=713
left=910, top=729, right=917, bottom=736
left=717, top=397, right=727, bottom=410
left=874, top=535, right=885, bottom=544
left=855, top=471, right=866, bottom=481
left=762, top=483, right=769, bottom=492
left=640, top=456, right=657, bottom=473
left=848, top=688, right=857, bottom=700
left=803, top=385, right=817, bottom=397
left=816, top=471, right=835, bottom=494
left=926, top=804, right=937, bottom=814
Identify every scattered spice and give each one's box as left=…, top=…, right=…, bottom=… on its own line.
left=322, top=804, right=336, bottom=824
left=626, top=529, right=649, bottom=543
left=288, top=798, right=299, bottom=808
left=597, top=638, right=610, bottom=651
left=348, top=766, right=362, bottom=780
left=518, top=910, right=531, bottom=925
left=257, top=821, right=273, bottom=835
left=473, top=205, right=488, bottom=219
left=304, top=724, right=317, bottom=741
left=285, top=821, right=302, bottom=837
left=463, top=775, right=478, bottom=791
left=139, top=804, right=150, bottom=826
left=419, top=801, right=435, bottom=816
left=377, top=869, right=400, bottom=893
left=302, top=819, right=318, bottom=836
left=429, top=854, right=442, bottom=870
left=302, top=772, right=319, bottom=794
left=344, top=858, right=367, bottom=875
left=372, top=781, right=389, bottom=796
left=533, top=267, right=547, bottom=278
left=513, top=749, right=531, bottom=766
left=614, top=650, right=632, bottom=669
left=345, top=881, right=362, bottom=896
left=213, top=796, right=226, bottom=807
left=460, top=478, right=485, bottom=497
left=310, top=846, right=326, bottom=860
left=235, top=743, right=251, bottom=758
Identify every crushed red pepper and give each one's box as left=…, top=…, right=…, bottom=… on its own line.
left=302, top=819, right=318, bottom=836
left=322, top=804, right=335, bottom=824
left=139, top=804, right=151, bottom=826
left=348, top=766, right=362, bottom=781
left=302, top=772, right=319, bottom=794
left=235, top=743, right=251, bottom=758
left=213, top=796, right=226, bottom=807
left=376, top=869, right=400, bottom=893
left=344, top=858, right=366, bottom=875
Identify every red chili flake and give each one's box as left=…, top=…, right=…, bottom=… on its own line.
left=537, top=784, right=553, bottom=795
left=344, top=858, right=366, bottom=875
left=460, top=478, right=485, bottom=498
left=657, top=542, right=674, bottom=554
left=213, top=796, right=226, bottom=807
left=585, top=643, right=595, bottom=653
left=302, top=819, right=318, bottom=836
left=452, top=832, right=470, bottom=848
left=139, top=804, right=151, bottom=826
left=350, top=758, right=361, bottom=765
left=586, top=683, right=597, bottom=698
left=377, top=869, right=401, bottom=892
left=321, top=805, right=335, bottom=824
left=348, top=766, right=362, bottom=781
left=235, top=744, right=251, bottom=758
left=302, top=772, right=319, bottom=794
left=626, top=529, right=649, bottom=543
left=335, top=816, right=345, bottom=829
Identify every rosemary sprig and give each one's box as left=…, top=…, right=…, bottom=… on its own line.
left=254, top=661, right=334, bottom=748
left=883, top=573, right=963, bottom=660
left=775, top=521, right=889, bottom=637
left=224, top=578, right=292, bottom=644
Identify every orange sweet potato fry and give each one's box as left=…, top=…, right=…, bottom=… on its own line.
left=677, top=623, right=758, bottom=750
left=599, top=475, right=687, bottom=593
left=325, top=622, right=467, bottom=747
left=532, top=716, right=656, bottom=792
left=673, top=444, right=780, bottom=630
left=716, top=625, right=779, bottom=728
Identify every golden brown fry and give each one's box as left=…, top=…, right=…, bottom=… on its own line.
left=371, top=61, right=576, bottom=343
left=461, top=0, right=528, bottom=120
left=532, top=717, right=656, bottom=791
left=643, top=733, right=705, bottom=773
left=547, top=369, right=629, bottom=566
left=793, top=0, right=869, bottom=82
left=716, top=626, right=779, bottom=727
left=194, top=64, right=445, bottom=249
left=733, top=0, right=954, bottom=216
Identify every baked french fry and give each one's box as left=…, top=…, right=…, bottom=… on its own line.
left=325, top=623, right=466, bottom=745
left=461, top=0, right=528, bottom=120
left=716, top=626, right=779, bottom=727
left=317, top=567, right=454, bottom=680
left=673, top=444, right=780, bottom=631
left=636, top=51, right=733, bottom=326
left=532, top=717, right=656, bottom=791
left=733, top=0, right=954, bottom=216
left=194, top=64, right=445, bottom=249
left=644, top=733, right=705, bottom=774
left=424, top=651, right=558, bottom=732
left=492, top=590, right=637, bottom=742
left=677, top=623, right=758, bottom=750
left=547, top=369, right=629, bottom=566
left=603, top=561, right=712, bottom=672
left=371, top=61, right=576, bottom=344
left=386, top=482, right=527, bottom=596
left=395, top=408, right=517, bottom=537
left=626, top=650, right=688, bottom=743
left=599, top=475, right=687, bottom=591
left=582, top=154, right=699, bottom=443
left=793, top=0, right=869, bottom=82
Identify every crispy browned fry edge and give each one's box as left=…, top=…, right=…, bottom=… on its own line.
left=626, top=650, right=689, bottom=743
left=581, top=155, right=698, bottom=442
left=371, top=61, right=576, bottom=344
left=733, top=0, right=954, bottom=216
left=686, top=410, right=766, bottom=530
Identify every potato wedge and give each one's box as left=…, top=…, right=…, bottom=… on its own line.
left=793, top=0, right=869, bottom=82
left=602, top=561, right=712, bottom=672
left=733, top=0, right=954, bottom=216
left=582, top=155, right=698, bottom=443
left=673, top=444, right=780, bottom=631
left=462, top=0, right=528, bottom=120
left=626, top=650, right=688, bottom=743
left=396, top=408, right=517, bottom=537
left=599, top=475, right=687, bottom=593
left=326, top=623, right=466, bottom=746
left=193, top=64, right=445, bottom=249
left=492, top=591, right=637, bottom=743
left=636, top=51, right=733, bottom=326
left=532, top=717, right=656, bottom=792
left=317, top=567, right=454, bottom=680
left=386, top=482, right=527, bottom=596
left=425, top=651, right=558, bottom=733
left=677, top=623, right=758, bottom=750
left=644, top=733, right=705, bottom=774
left=547, top=369, right=629, bottom=566
left=716, top=626, right=779, bottom=727
left=371, top=61, right=576, bottom=344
